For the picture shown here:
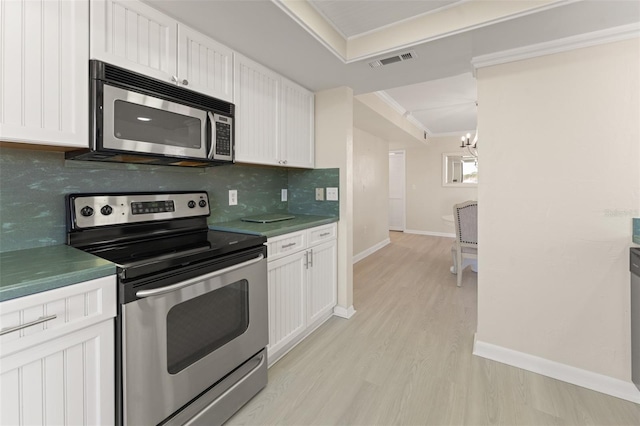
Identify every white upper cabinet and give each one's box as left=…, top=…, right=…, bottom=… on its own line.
left=0, top=0, right=89, bottom=147
left=177, top=25, right=233, bottom=102
left=280, top=78, right=315, bottom=168
left=90, top=0, right=233, bottom=102
left=234, top=54, right=314, bottom=168
left=234, top=54, right=280, bottom=165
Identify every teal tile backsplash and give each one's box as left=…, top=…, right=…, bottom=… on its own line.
left=288, top=168, right=340, bottom=216
left=0, top=147, right=338, bottom=252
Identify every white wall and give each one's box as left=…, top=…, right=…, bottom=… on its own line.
left=353, top=127, right=389, bottom=258
left=476, top=38, right=640, bottom=382
left=405, top=135, right=478, bottom=236
left=315, top=87, right=355, bottom=316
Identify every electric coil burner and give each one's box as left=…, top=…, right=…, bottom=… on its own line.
left=66, top=191, right=268, bottom=426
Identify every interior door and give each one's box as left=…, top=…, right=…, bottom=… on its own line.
left=388, top=151, right=405, bottom=231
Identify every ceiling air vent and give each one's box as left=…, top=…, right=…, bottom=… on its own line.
left=369, top=50, right=417, bottom=68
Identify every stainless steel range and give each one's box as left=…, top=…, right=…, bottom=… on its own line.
left=66, top=191, right=268, bottom=425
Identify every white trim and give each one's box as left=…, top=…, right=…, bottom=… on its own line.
left=472, top=22, right=640, bottom=75
left=347, top=0, right=472, bottom=41
left=333, top=305, right=356, bottom=319
left=405, top=229, right=455, bottom=238
left=268, top=310, right=334, bottom=368
left=375, top=91, right=431, bottom=134
left=375, top=91, right=407, bottom=115
left=343, top=0, right=579, bottom=64
left=270, top=0, right=347, bottom=64
left=473, top=335, right=640, bottom=404
left=353, top=238, right=391, bottom=264
left=428, top=129, right=477, bottom=138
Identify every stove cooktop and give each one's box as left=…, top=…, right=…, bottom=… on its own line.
left=84, top=229, right=266, bottom=281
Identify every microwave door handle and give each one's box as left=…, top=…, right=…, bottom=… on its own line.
left=136, top=254, right=264, bottom=298
left=207, top=112, right=216, bottom=159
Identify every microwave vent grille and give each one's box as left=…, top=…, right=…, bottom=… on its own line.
left=102, top=65, right=233, bottom=115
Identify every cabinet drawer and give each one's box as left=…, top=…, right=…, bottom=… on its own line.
left=267, top=231, right=306, bottom=261
left=308, top=223, right=337, bottom=246
left=0, top=276, right=116, bottom=357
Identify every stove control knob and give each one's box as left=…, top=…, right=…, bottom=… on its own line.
left=188, top=200, right=196, bottom=208
left=80, top=206, right=94, bottom=217
left=100, top=205, right=113, bottom=216
left=199, top=200, right=207, bottom=208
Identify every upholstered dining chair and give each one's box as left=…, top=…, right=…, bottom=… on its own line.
left=451, top=200, right=478, bottom=287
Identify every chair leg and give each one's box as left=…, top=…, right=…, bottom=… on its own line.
left=456, top=251, right=463, bottom=287
left=450, top=247, right=457, bottom=274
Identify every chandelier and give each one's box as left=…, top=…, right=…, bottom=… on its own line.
left=460, top=131, right=478, bottom=158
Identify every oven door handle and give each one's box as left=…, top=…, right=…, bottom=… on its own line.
left=135, top=254, right=264, bottom=298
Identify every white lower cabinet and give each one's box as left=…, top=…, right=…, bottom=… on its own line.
left=307, top=240, right=338, bottom=325
left=0, top=276, right=116, bottom=425
left=266, top=224, right=337, bottom=365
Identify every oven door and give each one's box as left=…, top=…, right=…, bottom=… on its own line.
left=101, top=83, right=209, bottom=160
left=121, top=251, right=267, bottom=426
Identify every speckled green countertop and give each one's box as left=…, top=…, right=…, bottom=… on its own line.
left=210, top=214, right=338, bottom=238
left=0, top=245, right=116, bottom=302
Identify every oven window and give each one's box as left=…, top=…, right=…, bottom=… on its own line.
left=113, top=100, right=202, bottom=149
left=166, top=280, right=249, bottom=374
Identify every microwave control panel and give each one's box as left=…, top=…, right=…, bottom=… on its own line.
left=213, top=114, right=233, bottom=161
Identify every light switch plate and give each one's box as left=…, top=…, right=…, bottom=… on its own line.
left=281, top=189, right=288, bottom=202
left=229, top=190, right=237, bottom=206
left=315, top=188, right=324, bottom=201
left=326, top=187, right=338, bottom=201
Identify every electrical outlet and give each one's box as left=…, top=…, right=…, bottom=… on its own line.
left=315, top=188, right=324, bottom=201
left=229, top=190, right=237, bottom=206
left=326, top=187, right=338, bottom=201
left=281, top=189, right=288, bottom=202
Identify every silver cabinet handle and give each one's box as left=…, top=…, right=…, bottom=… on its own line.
left=320, top=232, right=330, bottom=237
left=281, top=243, right=296, bottom=249
left=136, top=254, right=264, bottom=298
left=171, top=75, right=179, bottom=84
left=309, top=248, right=313, bottom=267
left=182, top=79, right=189, bottom=86
left=0, top=314, right=57, bottom=336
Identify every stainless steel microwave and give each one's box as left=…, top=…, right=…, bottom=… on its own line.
left=66, top=60, right=234, bottom=167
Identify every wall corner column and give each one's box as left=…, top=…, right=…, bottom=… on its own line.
left=314, top=86, right=355, bottom=317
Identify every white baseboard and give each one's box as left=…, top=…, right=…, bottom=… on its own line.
left=404, top=229, right=455, bottom=238
left=473, top=335, right=640, bottom=404
left=268, top=310, right=335, bottom=368
left=333, top=305, right=356, bottom=319
left=353, top=238, right=391, bottom=264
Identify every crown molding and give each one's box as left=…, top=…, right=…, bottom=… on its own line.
left=374, top=91, right=431, bottom=134
left=471, top=22, right=640, bottom=75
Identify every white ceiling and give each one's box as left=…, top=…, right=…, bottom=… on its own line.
left=144, top=0, right=640, bottom=136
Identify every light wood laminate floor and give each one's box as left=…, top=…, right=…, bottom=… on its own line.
left=227, top=232, right=640, bottom=425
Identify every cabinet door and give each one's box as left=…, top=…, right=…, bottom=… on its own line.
left=0, top=0, right=88, bottom=147
left=307, top=240, right=337, bottom=325
left=90, top=0, right=177, bottom=83
left=267, top=251, right=306, bottom=360
left=234, top=54, right=280, bottom=166
left=280, top=77, right=315, bottom=168
left=0, top=320, right=115, bottom=426
left=177, top=25, right=233, bottom=102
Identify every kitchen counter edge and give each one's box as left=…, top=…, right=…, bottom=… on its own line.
left=0, top=245, right=116, bottom=302
left=209, top=215, right=339, bottom=238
